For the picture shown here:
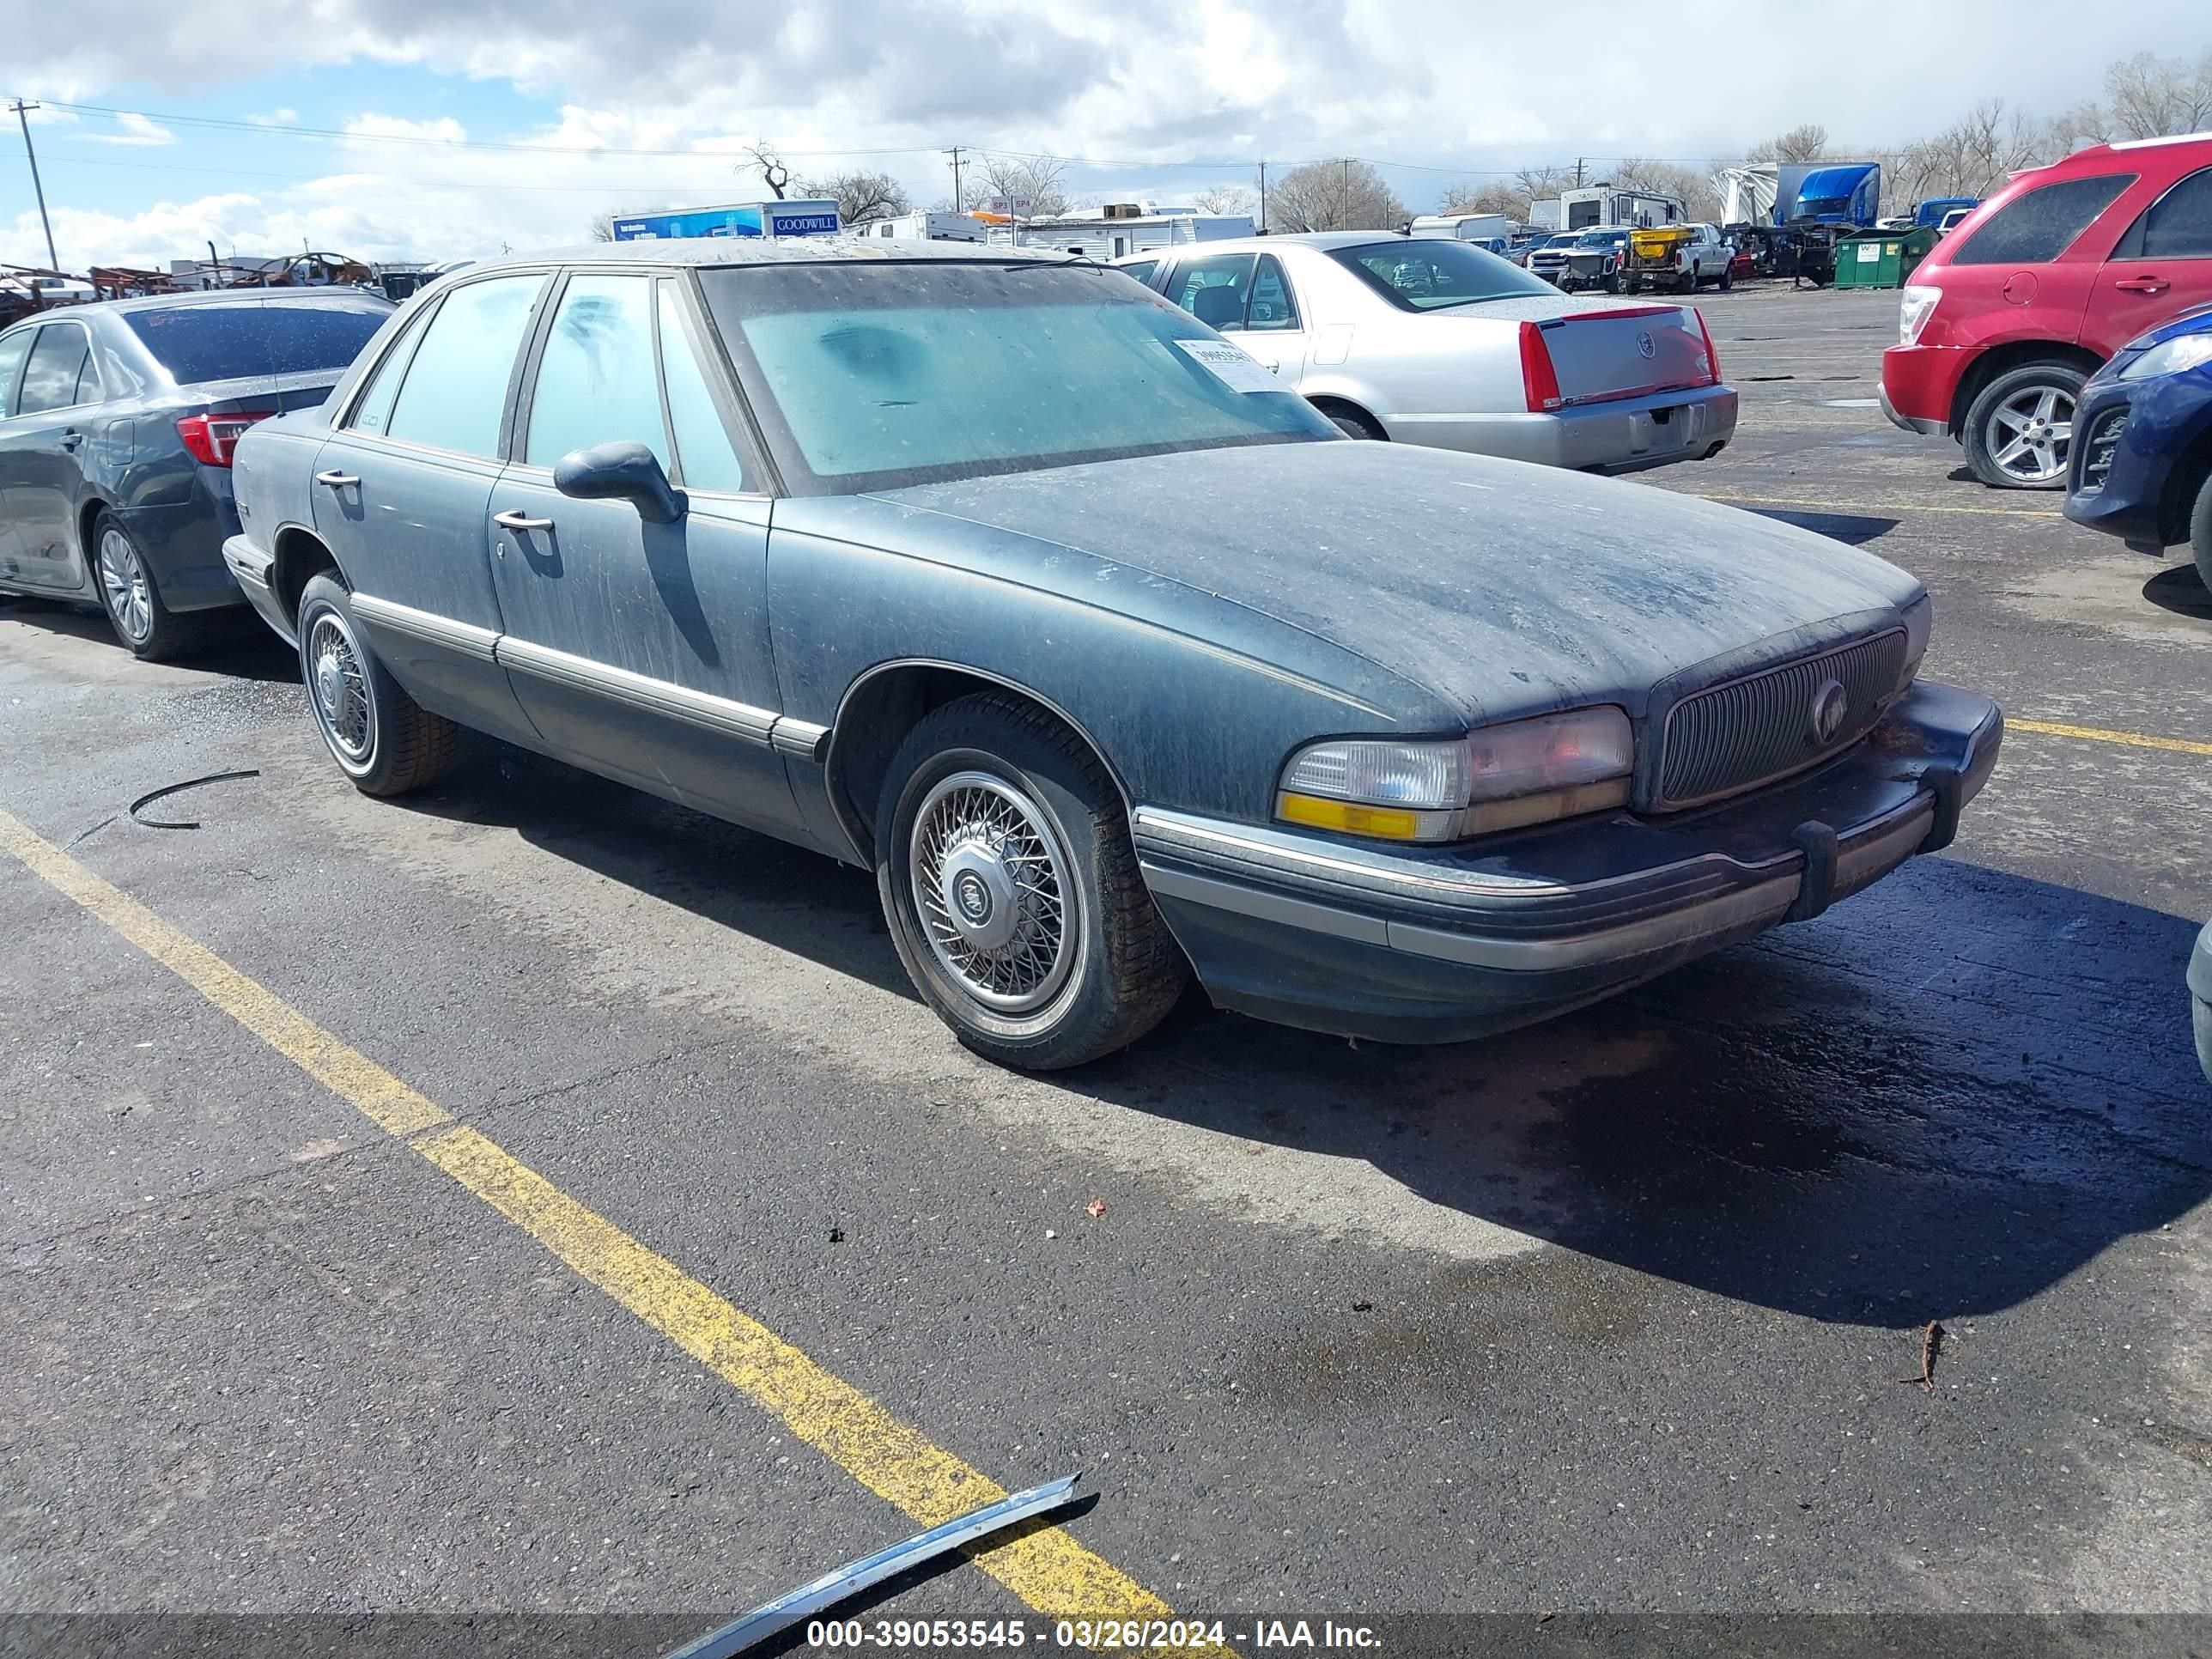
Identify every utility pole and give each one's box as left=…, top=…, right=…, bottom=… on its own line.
left=945, top=146, right=965, bottom=214
left=1574, top=156, right=1585, bottom=188
left=9, top=100, right=58, bottom=272
left=1257, top=161, right=1267, bottom=234
left=1341, top=157, right=1351, bottom=228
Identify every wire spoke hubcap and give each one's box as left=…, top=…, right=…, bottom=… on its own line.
left=97, top=530, right=151, bottom=641
left=306, top=613, right=374, bottom=763
left=910, top=771, right=1076, bottom=1015
left=1986, top=384, right=2075, bottom=483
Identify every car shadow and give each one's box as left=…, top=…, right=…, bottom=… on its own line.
left=1743, top=507, right=1899, bottom=546
left=386, top=745, right=2212, bottom=1330
left=0, top=596, right=299, bottom=683
left=2142, top=562, right=2212, bottom=619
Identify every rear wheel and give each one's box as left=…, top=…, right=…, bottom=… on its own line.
left=295, top=573, right=458, bottom=796
left=1321, top=404, right=1386, bottom=441
left=91, top=510, right=215, bottom=661
left=875, top=693, right=1187, bottom=1070
left=1719, top=262, right=1734, bottom=291
left=1963, top=361, right=2084, bottom=489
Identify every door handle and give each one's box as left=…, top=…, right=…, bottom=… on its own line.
left=493, top=509, right=555, bottom=532
left=2114, top=276, right=2170, bottom=295
left=60, top=429, right=82, bottom=451
left=315, top=470, right=361, bottom=488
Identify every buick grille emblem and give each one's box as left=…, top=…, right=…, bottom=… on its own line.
left=1636, top=330, right=1656, bottom=359
left=1808, top=679, right=1849, bottom=746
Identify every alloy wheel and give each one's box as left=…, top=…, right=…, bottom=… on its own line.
left=908, top=769, right=1077, bottom=1015
left=97, top=529, right=152, bottom=643
left=1984, top=384, right=2075, bottom=485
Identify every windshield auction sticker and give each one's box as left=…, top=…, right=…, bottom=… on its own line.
left=1173, top=337, right=1285, bottom=393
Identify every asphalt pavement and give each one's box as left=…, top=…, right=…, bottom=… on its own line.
left=3, top=284, right=2209, bottom=1657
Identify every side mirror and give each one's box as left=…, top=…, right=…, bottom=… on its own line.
left=552, top=441, right=686, bottom=524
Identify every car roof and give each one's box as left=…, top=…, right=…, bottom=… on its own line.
left=20, top=288, right=395, bottom=322
left=453, top=236, right=1079, bottom=278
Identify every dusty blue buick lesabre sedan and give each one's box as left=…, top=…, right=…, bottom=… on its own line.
left=224, top=239, right=2002, bottom=1069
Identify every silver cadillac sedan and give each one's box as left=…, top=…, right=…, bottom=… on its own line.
left=1117, top=232, right=1736, bottom=473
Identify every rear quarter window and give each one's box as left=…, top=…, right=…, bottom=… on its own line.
left=125, top=301, right=392, bottom=386
left=1948, top=173, right=2136, bottom=265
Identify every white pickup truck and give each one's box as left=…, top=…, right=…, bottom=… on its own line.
left=1624, top=223, right=1735, bottom=294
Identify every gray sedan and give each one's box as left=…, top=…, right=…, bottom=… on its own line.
left=1119, top=234, right=1736, bottom=473
left=0, top=289, right=392, bottom=657
left=228, top=239, right=1998, bottom=1069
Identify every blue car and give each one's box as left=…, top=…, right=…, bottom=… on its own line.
left=2063, top=305, right=2212, bottom=585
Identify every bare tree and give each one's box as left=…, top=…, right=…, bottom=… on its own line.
left=801, top=169, right=912, bottom=227
left=740, top=142, right=791, bottom=200
left=975, top=154, right=1070, bottom=217
left=2105, top=48, right=2212, bottom=140
left=2044, top=100, right=2115, bottom=155
left=1265, top=159, right=1408, bottom=233
left=587, top=211, right=616, bottom=242
left=1609, top=157, right=1723, bottom=221
left=1744, top=124, right=1830, bottom=164
left=1437, top=179, right=1522, bottom=217
left=1896, top=100, right=2045, bottom=204
left=1191, top=183, right=1257, bottom=216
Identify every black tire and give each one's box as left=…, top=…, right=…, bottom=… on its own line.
left=295, top=572, right=458, bottom=797
left=1963, top=361, right=2087, bottom=490
left=875, top=692, right=1188, bottom=1070
left=1601, top=269, right=1623, bottom=295
left=1719, top=263, right=1734, bottom=291
left=1323, top=404, right=1386, bottom=441
left=2192, top=466, right=2212, bottom=594
left=88, top=508, right=218, bottom=661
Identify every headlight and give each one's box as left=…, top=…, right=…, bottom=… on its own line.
left=2118, top=333, right=2212, bottom=381
left=1899, top=593, right=1932, bottom=688
left=1899, top=285, right=1941, bottom=346
left=1277, top=708, right=1634, bottom=843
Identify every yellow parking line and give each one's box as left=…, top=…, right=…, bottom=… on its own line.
left=2011, top=719, right=2212, bottom=758
left=0, top=805, right=1196, bottom=1640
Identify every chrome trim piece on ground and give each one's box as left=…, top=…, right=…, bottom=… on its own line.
left=350, top=592, right=499, bottom=664
left=769, top=718, right=830, bottom=760
left=661, top=1474, right=1082, bottom=1659
left=494, top=635, right=778, bottom=746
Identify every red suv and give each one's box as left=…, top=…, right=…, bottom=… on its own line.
left=1881, top=132, right=2212, bottom=489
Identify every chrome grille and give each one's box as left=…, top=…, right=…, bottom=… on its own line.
left=1656, top=631, right=1906, bottom=811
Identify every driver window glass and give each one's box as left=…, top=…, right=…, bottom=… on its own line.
left=525, top=274, right=669, bottom=469
left=655, top=284, right=747, bottom=493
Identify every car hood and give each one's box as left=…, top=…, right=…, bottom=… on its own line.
left=864, top=442, right=1923, bottom=728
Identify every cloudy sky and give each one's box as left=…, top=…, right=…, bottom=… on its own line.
left=5, top=0, right=2207, bottom=270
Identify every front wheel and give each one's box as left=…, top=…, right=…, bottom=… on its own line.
left=295, top=573, right=459, bottom=796
left=875, top=694, right=1188, bottom=1070
left=1719, top=263, right=1735, bottom=291
left=1963, top=362, right=2085, bottom=489
left=2191, top=467, right=2212, bottom=594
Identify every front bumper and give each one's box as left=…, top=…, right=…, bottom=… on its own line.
left=1136, top=680, right=2002, bottom=1044
left=2063, top=375, right=2212, bottom=550
left=1391, top=384, right=1739, bottom=474
left=221, top=532, right=296, bottom=645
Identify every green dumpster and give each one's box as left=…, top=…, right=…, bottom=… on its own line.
left=1834, top=230, right=1904, bottom=289
left=1898, top=225, right=1939, bottom=281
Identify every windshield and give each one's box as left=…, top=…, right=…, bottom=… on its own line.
left=1574, top=230, right=1626, bottom=247
left=124, top=298, right=391, bottom=386
left=1328, top=240, right=1554, bottom=312
left=700, top=261, right=1334, bottom=495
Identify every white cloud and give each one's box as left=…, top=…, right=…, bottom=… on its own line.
left=250, top=108, right=301, bottom=125
left=5, top=0, right=2209, bottom=267
left=78, top=112, right=176, bottom=147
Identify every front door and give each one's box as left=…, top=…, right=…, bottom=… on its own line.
left=308, top=270, right=549, bottom=743
left=0, top=320, right=100, bottom=593
left=488, top=270, right=799, bottom=833
left=2095, top=164, right=2212, bottom=356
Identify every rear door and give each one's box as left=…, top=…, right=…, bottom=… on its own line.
left=2096, top=163, right=2212, bottom=353
left=308, top=270, right=550, bottom=741
left=1163, top=252, right=1310, bottom=383
left=486, top=270, right=799, bottom=832
left=0, top=320, right=100, bottom=592
left=0, top=324, right=35, bottom=570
